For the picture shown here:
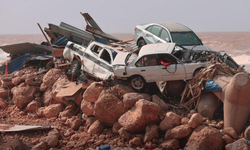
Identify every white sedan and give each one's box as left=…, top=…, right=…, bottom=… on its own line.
left=113, top=43, right=211, bottom=90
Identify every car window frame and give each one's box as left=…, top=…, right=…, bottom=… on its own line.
left=159, top=28, right=171, bottom=42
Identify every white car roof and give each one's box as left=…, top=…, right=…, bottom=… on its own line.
left=158, top=22, right=192, bottom=32
left=138, top=43, right=176, bottom=57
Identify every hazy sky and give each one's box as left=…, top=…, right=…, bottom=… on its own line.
left=0, top=0, right=249, bottom=34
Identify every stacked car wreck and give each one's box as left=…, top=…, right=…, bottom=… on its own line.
left=0, top=12, right=250, bottom=150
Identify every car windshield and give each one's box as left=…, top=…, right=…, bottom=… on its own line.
left=171, top=32, right=202, bottom=46
left=125, top=53, right=137, bottom=64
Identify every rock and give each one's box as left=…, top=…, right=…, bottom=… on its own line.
left=12, top=85, right=36, bottom=108
left=160, top=139, right=180, bottom=150
left=159, top=112, right=182, bottom=131
left=188, top=113, right=203, bottom=128
left=85, top=116, right=97, bottom=129
left=43, top=88, right=57, bottom=106
left=104, top=84, right=134, bottom=99
left=225, top=138, right=249, bottom=150
left=26, top=100, right=41, bottom=113
left=59, top=102, right=78, bottom=118
left=244, top=126, right=250, bottom=140
left=123, top=92, right=151, bottom=109
left=83, top=82, right=103, bottom=103
left=224, top=127, right=238, bottom=139
left=40, top=83, right=47, bottom=92
left=43, top=103, right=64, bottom=118
left=44, top=135, right=59, bottom=147
left=0, top=88, right=9, bottom=98
left=32, top=141, right=48, bottom=150
left=51, top=76, right=70, bottom=105
left=118, top=128, right=132, bottom=140
left=81, top=99, right=94, bottom=116
left=12, top=76, right=22, bottom=86
left=223, top=134, right=234, bottom=144
left=65, top=117, right=85, bottom=130
left=1, top=74, right=13, bottom=82
left=144, top=124, right=159, bottom=143
left=185, top=125, right=223, bottom=150
left=165, top=124, right=193, bottom=140
left=152, top=95, right=169, bottom=111
left=129, top=137, right=143, bottom=146
left=112, top=122, right=122, bottom=134
left=94, top=93, right=126, bottom=126
left=42, top=68, right=64, bottom=88
left=87, top=120, right=104, bottom=134
left=0, top=138, right=30, bottom=150
left=0, top=98, right=8, bottom=109
left=36, top=107, right=45, bottom=117
left=64, top=128, right=75, bottom=137
left=181, top=117, right=189, bottom=125
left=119, top=99, right=160, bottom=132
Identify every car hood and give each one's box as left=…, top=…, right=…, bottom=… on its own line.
left=183, top=45, right=211, bottom=51
left=113, top=52, right=130, bottom=65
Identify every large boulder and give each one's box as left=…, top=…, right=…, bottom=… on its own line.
left=59, top=102, right=79, bottom=118
left=159, top=112, right=182, bottom=131
left=185, top=125, right=223, bottom=150
left=160, top=139, right=181, bottom=150
left=152, top=95, right=170, bottom=111
left=81, top=99, right=94, bottom=116
left=123, top=92, right=151, bottom=109
left=165, top=124, right=193, bottom=140
left=94, top=93, right=126, bottom=126
left=83, top=82, right=103, bottom=103
left=225, top=138, right=250, bottom=150
left=41, top=68, right=64, bottom=90
left=43, top=103, right=64, bottom=118
left=12, top=76, right=22, bottom=86
left=12, top=85, right=36, bottom=108
left=0, top=98, right=8, bottom=109
left=51, top=75, right=70, bottom=105
left=118, top=99, right=161, bottom=132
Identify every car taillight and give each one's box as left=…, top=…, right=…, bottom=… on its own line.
left=134, top=27, right=137, bottom=31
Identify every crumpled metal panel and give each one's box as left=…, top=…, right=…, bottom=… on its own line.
left=0, top=42, right=52, bottom=54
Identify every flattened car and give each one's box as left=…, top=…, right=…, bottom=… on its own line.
left=113, top=43, right=212, bottom=90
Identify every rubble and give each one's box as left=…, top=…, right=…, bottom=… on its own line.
left=0, top=12, right=249, bottom=150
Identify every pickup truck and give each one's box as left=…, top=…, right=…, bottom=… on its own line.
left=63, top=41, right=133, bottom=80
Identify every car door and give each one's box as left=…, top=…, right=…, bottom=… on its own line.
left=82, top=44, right=102, bottom=75
left=158, top=54, right=187, bottom=81
left=132, top=54, right=163, bottom=82
left=92, top=49, right=114, bottom=80
left=145, top=25, right=163, bottom=44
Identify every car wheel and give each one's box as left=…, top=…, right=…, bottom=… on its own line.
left=137, top=39, right=146, bottom=48
left=130, top=76, right=146, bottom=90
left=70, top=60, right=81, bottom=76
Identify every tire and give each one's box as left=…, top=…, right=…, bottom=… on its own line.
left=137, top=38, right=146, bottom=48
left=130, top=75, right=146, bottom=91
left=70, top=60, right=81, bottom=76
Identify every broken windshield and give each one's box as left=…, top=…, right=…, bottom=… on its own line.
left=125, top=53, right=137, bottom=64
left=171, top=32, right=202, bottom=46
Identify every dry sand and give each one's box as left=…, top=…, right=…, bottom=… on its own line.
left=1, top=32, right=250, bottom=70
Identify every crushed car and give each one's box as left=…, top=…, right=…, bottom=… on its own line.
left=113, top=43, right=212, bottom=90
left=133, top=22, right=211, bottom=51
left=63, top=41, right=133, bottom=80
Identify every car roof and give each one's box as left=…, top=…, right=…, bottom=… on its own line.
left=138, top=43, right=176, bottom=57
left=157, top=22, right=192, bottom=32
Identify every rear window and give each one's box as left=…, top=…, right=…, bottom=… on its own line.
left=150, top=26, right=162, bottom=36
left=146, top=26, right=152, bottom=32
left=171, top=32, right=202, bottom=46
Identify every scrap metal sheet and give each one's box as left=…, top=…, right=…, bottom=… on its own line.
left=0, top=124, right=51, bottom=132
left=0, top=43, right=52, bottom=54
left=56, top=82, right=82, bottom=97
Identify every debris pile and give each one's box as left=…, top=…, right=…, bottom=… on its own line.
left=1, top=12, right=250, bottom=149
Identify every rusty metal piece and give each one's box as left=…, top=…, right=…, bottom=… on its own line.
left=37, top=23, right=51, bottom=45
